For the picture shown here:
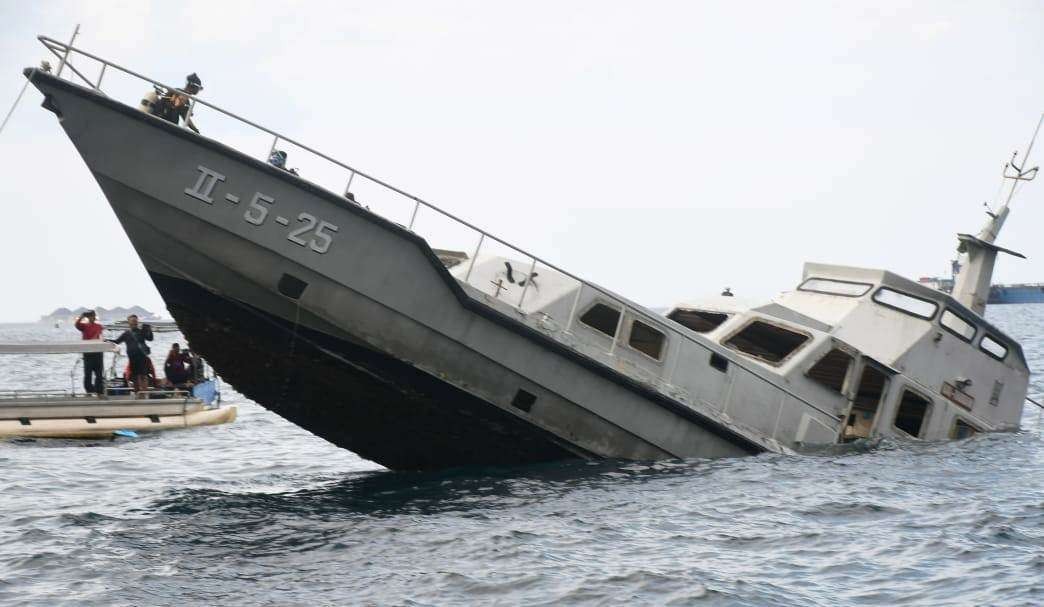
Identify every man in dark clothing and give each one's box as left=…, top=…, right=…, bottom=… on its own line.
left=110, top=314, right=154, bottom=394
left=74, top=310, right=105, bottom=395
left=140, top=73, right=203, bottom=133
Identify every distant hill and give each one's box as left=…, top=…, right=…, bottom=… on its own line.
left=40, top=306, right=161, bottom=322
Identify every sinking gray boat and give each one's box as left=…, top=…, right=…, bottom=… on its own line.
left=21, top=36, right=1039, bottom=469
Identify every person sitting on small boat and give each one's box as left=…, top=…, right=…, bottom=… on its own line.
left=124, top=357, right=157, bottom=389
left=268, top=150, right=299, bottom=175
left=109, top=314, right=154, bottom=394
left=139, top=73, right=202, bottom=134
left=74, top=310, right=105, bottom=395
left=164, top=343, right=193, bottom=388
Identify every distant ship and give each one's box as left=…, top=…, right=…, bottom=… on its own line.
left=919, top=260, right=1044, bottom=304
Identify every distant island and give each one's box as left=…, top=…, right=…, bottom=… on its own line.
left=40, top=306, right=162, bottom=323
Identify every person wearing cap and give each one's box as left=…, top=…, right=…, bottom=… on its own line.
left=268, top=150, right=299, bottom=175
left=74, top=310, right=105, bottom=395
left=140, top=73, right=203, bottom=133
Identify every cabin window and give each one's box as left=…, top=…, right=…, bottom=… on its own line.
left=798, top=278, right=872, bottom=297
left=724, top=320, right=809, bottom=364
left=668, top=309, right=729, bottom=333
left=807, top=348, right=853, bottom=394
left=980, top=335, right=1008, bottom=361
left=894, top=389, right=932, bottom=438
left=872, top=288, right=938, bottom=320
left=627, top=319, right=666, bottom=360
left=940, top=309, right=976, bottom=342
left=950, top=418, right=979, bottom=440
left=580, top=303, right=622, bottom=337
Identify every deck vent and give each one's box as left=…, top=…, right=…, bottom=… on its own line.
left=278, top=273, right=308, bottom=300
left=709, top=353, right=728, bottom=373
left=85, top=416, right=97, bottom=424
left=511, top=389, right=537, bottom=413
left=18, top=417, right=30, bottom=426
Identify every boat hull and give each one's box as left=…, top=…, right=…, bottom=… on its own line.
left=27, top=69, right=762, bottom=470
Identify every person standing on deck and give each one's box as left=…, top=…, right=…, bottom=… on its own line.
left=109, top=314, right=154, bottom=394
left=74, top=310, right=104, bottom=395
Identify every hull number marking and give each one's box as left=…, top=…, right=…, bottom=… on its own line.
left=184, top=165, right=339, bottom=254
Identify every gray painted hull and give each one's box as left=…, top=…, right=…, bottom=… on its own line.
left=28, top=70, right=759, bottom=469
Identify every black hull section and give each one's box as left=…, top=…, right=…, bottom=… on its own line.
left=150, top=272, right=583, bottom=470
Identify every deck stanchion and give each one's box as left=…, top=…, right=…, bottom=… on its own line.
left=95, top=63, right=106, bottom=89
left=408, top=200, right=421, bottom=231
left=55, top=24, right=80, bottom=79
left=517, top=258, right=538, bottom=308
left=464, top=234, right=485, bottom=284
left=267, top=134, right=279, bottom=159
left=564, top=282, right=584, bottom=333
left=345, top=170, right=356, bottom=196
left=607, top=302, right=626, bottom=356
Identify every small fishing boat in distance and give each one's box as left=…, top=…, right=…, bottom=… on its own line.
left=0, top=340, right=236, bottom=439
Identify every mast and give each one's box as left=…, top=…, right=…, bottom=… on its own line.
left=951, top=114, right=1042, bottom=315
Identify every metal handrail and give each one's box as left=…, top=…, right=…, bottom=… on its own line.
left=32, top=35, right=839, bottom=423
left=34, top=36, right=631, bottom=305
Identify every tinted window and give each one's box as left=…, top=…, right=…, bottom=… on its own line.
left=799, top=278, right=872, bottom=297
left=725, top=321, right=809, bottom=364
left=872, top=288, right=938, bottom=319
left=894, top=390, right=931, bottom=438
left=940, top=309, right=976, bottom=342
left=807, top=348, right=853, bottom=394
left=980, top=335, right=1008, bottom=360
left=628, top=320, right=666, bottom=360
left=580, top=303, right=622, bottom=337
left=668, top=309, right=729, bottom=333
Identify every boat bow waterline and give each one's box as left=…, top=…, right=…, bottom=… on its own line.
left=22, top=38, right=1032, bottom=470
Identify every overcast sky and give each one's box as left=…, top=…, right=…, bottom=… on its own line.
left=1, top=1, right=1043, bottom=322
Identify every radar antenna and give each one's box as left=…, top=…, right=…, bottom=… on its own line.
left=952, top=113, right=1042, bottom=315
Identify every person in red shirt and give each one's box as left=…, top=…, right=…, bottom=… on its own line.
left=74, top=310, right=105, bottom=395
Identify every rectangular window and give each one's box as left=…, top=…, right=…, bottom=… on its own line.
left=798, top=278, right=872, bottom=297
left=940, top=309, right=976, bottom=342
left=580, top=303, right=622, bottom=337
left=894, top=389, right=931, bottom=438
left=806, top=348, right=853, bottom=394
left=724, top=320, right=809, bottom=364
left=950, top=419, right=979, bottom=440
left=628, top=319, right=666, bottom=360
left=872, top=287, right=938, bottom=320
left=668, top=309, right=729, bottom=333
left=980, top=335, right=1008, bottom=360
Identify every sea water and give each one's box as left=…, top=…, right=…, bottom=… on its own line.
left=1, top=308, right=1041, bottom=606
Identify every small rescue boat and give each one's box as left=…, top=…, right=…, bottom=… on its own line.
left=0, top=340, right=236, bottom=439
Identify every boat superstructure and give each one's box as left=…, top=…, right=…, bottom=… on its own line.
left=0, top=340, right=235, bottom=438
left=20, top=36, right=1034, bottom=468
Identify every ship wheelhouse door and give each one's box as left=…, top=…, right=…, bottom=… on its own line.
left=840, top=359, right=894, bottom=442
